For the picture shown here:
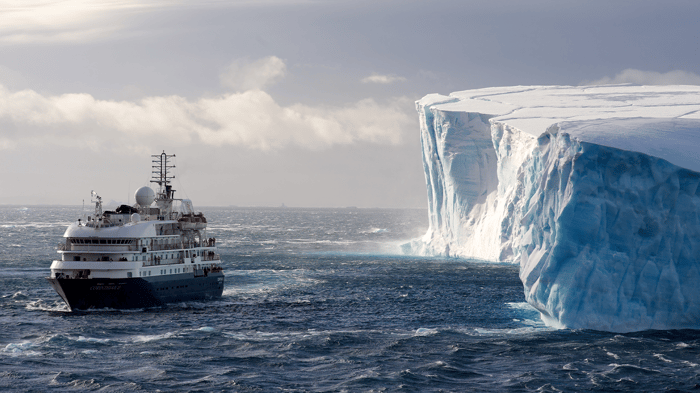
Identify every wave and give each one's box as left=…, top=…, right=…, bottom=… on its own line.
left=132, top=332, right=176, bottom=343
left=25, top=299, right=70, bottom=312
left=414, top=327, right=439, bottom=336
left=222, top=268, right=323, bottom=297
left=360, top=228, right=389, bottom=234
left=2, top=341, right=41, bottom=356
left=0, top=222, right=68, bottom=229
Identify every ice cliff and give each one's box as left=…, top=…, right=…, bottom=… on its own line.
left=406, top=85, right=700, bottom=332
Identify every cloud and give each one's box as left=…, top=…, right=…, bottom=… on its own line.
left=361, top=73, right=406, bottom=84
left=0, top=84, right=415, bottom=152
left=219, top=56, right=287, bottom=91
left=0, top=0, right=149, bottom=44
left=0, top=1, right=324, bottom=44
left=583, top=69, right=700, bottom=86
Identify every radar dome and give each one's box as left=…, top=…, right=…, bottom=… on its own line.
left=135, top=186, right=155, bottom=207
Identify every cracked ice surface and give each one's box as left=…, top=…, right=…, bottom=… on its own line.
left=407, top=85, right=700, bottom=332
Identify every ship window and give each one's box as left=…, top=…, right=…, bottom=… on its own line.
left=148, top=271, right=151, bottom=276
left=127, top=272, right=132, bottom=278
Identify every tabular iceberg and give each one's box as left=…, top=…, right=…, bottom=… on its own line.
left=406, top=85, right=700, bottom=332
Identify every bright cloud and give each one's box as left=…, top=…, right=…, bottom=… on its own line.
left=219, top=56, right=287, bottom=91
left=0, top=84, right=414, bottom=152
left=361, top=73, right=406, bottom=84
left=584, top=69, right=700, bottom=86
left=0, top=0, right=150, bottom=44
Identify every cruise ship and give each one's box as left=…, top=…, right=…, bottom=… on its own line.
left=47, top=152, right=224, bottom=310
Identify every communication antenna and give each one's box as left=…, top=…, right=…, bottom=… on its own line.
left=151, top=151, right=176, bottom=199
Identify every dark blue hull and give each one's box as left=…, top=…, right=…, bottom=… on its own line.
left=47, top=272, right=225, bottom=311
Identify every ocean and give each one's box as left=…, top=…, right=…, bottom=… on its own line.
left=1, top=205, right=700, bottom=392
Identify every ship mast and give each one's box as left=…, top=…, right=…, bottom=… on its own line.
left=151, top=151, right=176, bottom=217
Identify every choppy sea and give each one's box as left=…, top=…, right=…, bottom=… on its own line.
left=2, top=206, right=700, bottom=392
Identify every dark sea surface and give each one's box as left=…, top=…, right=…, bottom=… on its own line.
left=2, top=205, right=700, bottom=392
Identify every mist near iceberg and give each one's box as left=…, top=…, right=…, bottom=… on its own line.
left=406, top=85, right=700, bottom=332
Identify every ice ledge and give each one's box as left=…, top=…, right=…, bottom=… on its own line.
left=409, top=85, right=700, bottom=332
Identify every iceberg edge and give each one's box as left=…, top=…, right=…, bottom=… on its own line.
left=408, top=85, right=700, bottom=332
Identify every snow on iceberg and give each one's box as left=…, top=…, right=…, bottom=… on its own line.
left=406, top=85, right=700, bottom=332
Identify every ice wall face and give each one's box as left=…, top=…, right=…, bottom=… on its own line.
left=405, top=95, right=504, bottom=260
left=516, top=123, right=700, bottom=331
left=409, top=85, right=700, bottom=332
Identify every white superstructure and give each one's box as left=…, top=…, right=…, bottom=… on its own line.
left=48, top=151, right=224, bottom=310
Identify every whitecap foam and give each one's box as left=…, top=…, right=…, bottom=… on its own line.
left=2, top=341, right=41, bottom=356
left=222, top=330, right=309, bottom=342
left=362, top=228, right=389, bottom=234
left=415, top=328, right=438, bottom=336
left=466, top=324, right=557, bottom=336
left=25, top=299, right=70, bottom=312
left=131, top=332, right=175, bottom=343
left=76, top=336, right=110, bottom=344
left=654, top=353, right=673, bottom=363
left=602, top=363, right=660, bottom=377
left=222, top=268, right=323, bottom=297
left=506, top=302, right=538, bottom=312
left=606, top=350, right=620, bottom=360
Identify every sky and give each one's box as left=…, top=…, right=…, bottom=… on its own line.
left=1, top=0, right=700, bottom=208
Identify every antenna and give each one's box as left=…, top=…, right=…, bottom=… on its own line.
left=151, top=151, right=176, bottom=199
